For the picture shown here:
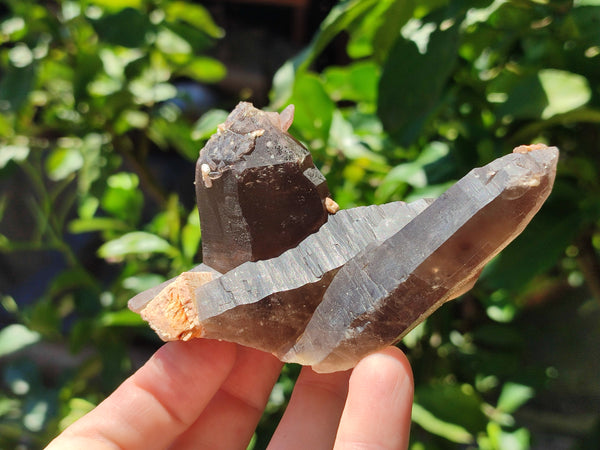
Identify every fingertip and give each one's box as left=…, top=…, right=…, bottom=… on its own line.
left=334, top=347, right=413, bottom=449
left=356, top=346, right=413, bottom=386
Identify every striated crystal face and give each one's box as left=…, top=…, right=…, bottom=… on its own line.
left=129, top=103, right=558, bottom=373
left=283, top=147, right=558, bottom=372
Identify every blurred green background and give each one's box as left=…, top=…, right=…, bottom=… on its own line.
left=1, top=0, right=599, bottom=448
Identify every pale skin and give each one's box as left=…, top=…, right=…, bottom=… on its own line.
left=47, top=339, right=413, bottom=449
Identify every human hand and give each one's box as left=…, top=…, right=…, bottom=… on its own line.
left=47, top=339, right=413, bottom=449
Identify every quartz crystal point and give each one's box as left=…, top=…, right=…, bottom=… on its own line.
left=128, top=100, right=558, bottom=373
left=195, top=102, right=331, bottom=273
left=283, top=145, right=558, bottom=372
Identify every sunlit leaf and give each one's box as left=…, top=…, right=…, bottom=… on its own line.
left=129, top=80, right=177, bottom=104
left=412, top=403, right=474, bottom=444
left=328, top=110, right=386, bottom=163
left=0, top=145, right=29, bottom=169
left=539, top=69, right=591, bottom=119
left=165, top=1, right=224, bottom=38
left=101, top=172, right=143, bottom=224
left=181, top=210, right=201, bottom=262
left=376, top=141, right=449, bottom=202
left=177, top=57, right=226, bottom=83
left=288, top=73, right=335, bottom=146
left=346, top=0, right=416, bottom=61
left=497, top=382, right=535, bottom=414
left=323, top=62, right=379, bottom=103
left=68, top=217, right=130, bottom=233
left=45, top=147, right=84, bottom=181
left=0, top=324, right=40, bottom=357
left=1, top=16, right=26, bottom=39
left=270, top=0, right=379, bottom=108
left=156, top=27, right=192, bottom=55
left=122, top=273, right=166, bottom=293
left=98, top=231, right=176, bottom=258
left=99, top=309, right=146, bottom=326
left=59, top=398, right=96, bottom=431
left=23, top=394, right=55, bottom=432
left=192, top=109, right=228, bottom=140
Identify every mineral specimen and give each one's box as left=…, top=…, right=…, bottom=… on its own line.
left=195, top=102, right=332, bottom=273
left=128, top=102, right=558, bottom=373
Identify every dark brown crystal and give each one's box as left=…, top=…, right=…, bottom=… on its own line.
left=195, top=102, right=331, bottom=273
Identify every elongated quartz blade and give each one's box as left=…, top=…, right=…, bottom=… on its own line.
left=282, top=146, right=558, bottom=372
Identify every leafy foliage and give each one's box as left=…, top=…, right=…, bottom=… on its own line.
left=1, top=0, right=600, bottom=448
left=0, top=0, right=222, bottom=446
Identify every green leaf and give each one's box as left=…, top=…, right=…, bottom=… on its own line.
left=68, top=217, right=130, bottom=233
left=378, top=22, right=460, bottom=145
left=177, top=57, right=226, bottom=83
left=480, top=185, right=582, bottom=292
left=323, top=61, right=380, bottom=103
left=91, top=8, right=152, bottom=48
left=89, top=0, right=143, bottom=12
left=181, top=210, right=201, bottom=262
left=0, top=144, right=29, bottom=169
left=101, top=172, right=143, bottom=224
left=192, top=109, right=228, bottom=140
left=4, top=360, right=40, bottom=396
left=150, top=112, right=199, bottom=160
left=497, top=382, right=535, bottom=414
left=78, top=134, right=105, bottom=195
left=490, top=69, right=591, bottom=121
left=288, top=73, right=335, bottom=146
left=346, top=0, right=416, bottom=61
left=372, top=0, right=416, bottom=62
left=156, top=27, right=192, bottom=55
left=0, top=324, right=41, bottom=357
left=0, top=64, right=36, bottom=112
left=415, top=382, right=488, bottom=437
left=165, top=1, right=224, bottom=38
left=271, top=58, right=301, bottom=110
left=99, top=309, right=146, bottom=326
left=510, top=108, right=600, bottom=145
left=412, top=402, right=474, bottom=444
left=539, top=69, right=591, bottom=119
left=488, top=71, right=546, bottom=120
left=45, top=147, right=84, bottom=181
left=328, top=110, right=386, bottom=163
left=129, top=80, right=177, bottom=104
left=405, top=180, right=454, bottom=202
left=270, top=0, right=380, bottom=108
left=98, top=231, right=176, bottom=259
left=59, top=398, right=96, bottom=431
left=23, top=393, right=54, bottom=432
left=376, top=141, right=449, bottom=202
left=346, top=0, right=398, bottom=59
left=122, top=273, right=166, bottom=293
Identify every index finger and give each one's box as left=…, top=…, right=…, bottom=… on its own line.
left=334, top=347, right=413, bottom=449
left=47, top=338, right=237, bottom=450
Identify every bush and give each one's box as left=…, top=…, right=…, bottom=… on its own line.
left=1, top=0, right=599, bottom=448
